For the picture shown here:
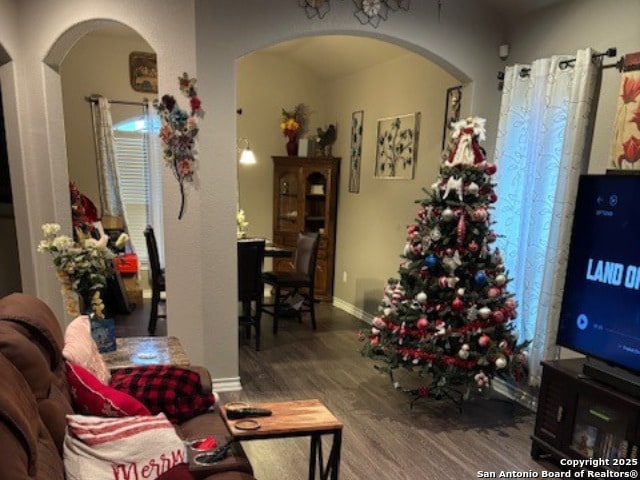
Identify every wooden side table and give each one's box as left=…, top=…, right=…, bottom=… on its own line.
left=220, top=399, right=343, bottom=480
left=101, top=336, right=190, bottom=370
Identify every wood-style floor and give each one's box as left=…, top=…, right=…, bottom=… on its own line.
left=116, top=300, right=560, bottom=479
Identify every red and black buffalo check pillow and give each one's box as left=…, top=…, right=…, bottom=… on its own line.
left=109, top=365, right=216, bottom=424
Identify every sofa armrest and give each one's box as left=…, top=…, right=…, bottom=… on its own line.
left=185, top=365, right=212, bottom=394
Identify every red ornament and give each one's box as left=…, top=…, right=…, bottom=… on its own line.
left=417, top=317, right=428, bottom=329
left=488, top=192, right=498, bottom=203
left=485, top=163, right=497, bottom=175
left=438, top=276, right=448, bottom=288
left=488, top=287, right=501, bottom=298
left=370, top=337, right=379, bottom=347
left=478, top=334, right=491, bottom=348
left=457, top=214, right=466, bottom=245
left=492, top=310, right=505, bottom=323
left=452, top=297, right=464, bottom=311
left=417, top=385, right=429, bottom=397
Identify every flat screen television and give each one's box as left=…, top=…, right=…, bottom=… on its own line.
left=556, top=173, right=640, bottom=396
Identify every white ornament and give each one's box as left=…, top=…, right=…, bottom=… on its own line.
left=467, top=182, right=480, bottom=195
left=466, top=307, right=478, bottom=320
left=443, top=176, right=463, bottom=201
left=495, top=274, right=506, bottom=286
left=430, top=226, right=442, bottom=241
left=371, top=327, right=380, bottom=335
left=495, top=357, right=507, bottom=369
left=383, top=307, right=392, bottom=317
left=458, top=348, right=470, bottom=359
left=478, top=307, right=492, bottom=319
left=442, top=207, right=454, bottom=221
left=442, top=251, right=462, bottom=274
left=446, top=276, right=460, bottom=288
left=416, top=292, right=428, bottom=304
left=457, top=288, right=465, bottom=296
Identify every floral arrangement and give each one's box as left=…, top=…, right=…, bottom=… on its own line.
left=37, top=223, right=115, bottom=319
left=154, top=72, right=204, bottom=219
left=280, top=103, right=309, bottom=141
left=236, top=209, right=249, bottom=239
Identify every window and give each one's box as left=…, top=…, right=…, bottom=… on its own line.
left=113, top=114, right=161, bottom=264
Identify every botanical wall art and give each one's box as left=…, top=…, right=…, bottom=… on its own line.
left=349, top=110, right=364, bottom=193
left=442, top=85, right=462, bottom=150
left=154, top=73, right=204, bottom=220
left=129, top=51, right=158, bottom=93
left=610, top=52, right=640, bottom=169
left=375, top=112, right=420, bottom=179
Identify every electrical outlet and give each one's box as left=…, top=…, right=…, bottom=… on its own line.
left=342, top=271, right=348, bottom=283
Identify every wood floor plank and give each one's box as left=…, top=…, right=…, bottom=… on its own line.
left=221, top=303, right=559, bottom=480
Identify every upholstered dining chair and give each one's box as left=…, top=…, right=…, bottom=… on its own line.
left=261, top=231, right=319, bottom=334
left=144, top=225, right=166, bottom=335
left=237, top=239, right=266, bottom=350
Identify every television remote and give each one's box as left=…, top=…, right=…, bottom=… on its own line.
left=226, top=407, right=272, bottom=419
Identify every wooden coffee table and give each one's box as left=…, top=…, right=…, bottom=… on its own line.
left=220, top=399, right=343, bottom=480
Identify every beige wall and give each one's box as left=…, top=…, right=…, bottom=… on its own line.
left=61, top=28, right=153, bottom=212
left=238, top=42, right=461, bottom=316
left=506, top=0, right=640, bottom=174
left=236, top=51, right=330, bottom=247
left=327, top=53, right=459, bottom=313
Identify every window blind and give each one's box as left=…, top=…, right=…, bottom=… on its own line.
left=114, top=131, right=150, bottom=262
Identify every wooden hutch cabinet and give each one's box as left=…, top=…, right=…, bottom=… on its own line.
left=271, top=156, right=340, bottom=301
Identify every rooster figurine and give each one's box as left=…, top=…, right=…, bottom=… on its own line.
left=316, top=124, right=337, bottom=157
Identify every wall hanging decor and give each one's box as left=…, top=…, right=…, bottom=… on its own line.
left=442, top=85, right=462, bottom=150
left=154, top=73, right=204, bottom=220
left=375, top=112, right=420, bottom=179
left=353, top=0, right=411, bottom=28
left=610, top=52, right=640, bottom=169
left=299, top=0, right=331, bottom=19
left=349, top=110, right=364, bottom=193
left=129, top=51, right=158, bottom=93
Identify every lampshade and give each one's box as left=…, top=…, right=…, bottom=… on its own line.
left=238, top=138, right=257, bottom=165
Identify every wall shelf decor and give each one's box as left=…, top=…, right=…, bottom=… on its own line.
left=129, top=51, right=157, bottom=94
left=349, top=110, right=364, bottom=193
left=442, top=85, right=462, bottom=150
left=375, top=112, right=420, bottom=179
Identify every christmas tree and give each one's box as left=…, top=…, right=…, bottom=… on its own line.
left=361, top=117, right=528, bottom=405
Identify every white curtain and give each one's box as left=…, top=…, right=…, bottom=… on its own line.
left=145, top=107, right=165, bottom=264
left=493, top=48, right=601, bottom=385
left=91, top=97, right=125, bottom=219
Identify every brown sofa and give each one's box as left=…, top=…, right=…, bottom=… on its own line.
left=0, top=292, right=255, bottom=480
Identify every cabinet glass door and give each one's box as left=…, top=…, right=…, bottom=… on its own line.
left=305, top=171, right=327, bottom=233
left=276, top=171, right=299, bottom=232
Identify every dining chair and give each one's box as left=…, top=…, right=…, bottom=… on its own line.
left=237, top=239, right=266, bottom=350
left=144, top=225, right=166, bottom=335
left=261, top=231, right=320, bottom=334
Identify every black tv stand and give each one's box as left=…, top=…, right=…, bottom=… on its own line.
left=583, top=357, right=640, bottom=398
left=531, top=358, right=639, bottom=470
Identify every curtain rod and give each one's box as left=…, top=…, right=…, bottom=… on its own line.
left=85, top=95, right=148, bottom=107
left=497, top=47, right=620, bottom=85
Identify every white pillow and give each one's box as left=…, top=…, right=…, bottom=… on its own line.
left=64, top=413, right=186, bottom=480
left=62, top=315, right=111, bottom=384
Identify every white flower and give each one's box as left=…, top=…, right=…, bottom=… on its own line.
left=115, top=233, right=129, bottom=250
left=42, top=223, right=61, bottom=236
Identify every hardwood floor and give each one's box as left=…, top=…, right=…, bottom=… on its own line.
left=116, top=299, right=559, bottom=479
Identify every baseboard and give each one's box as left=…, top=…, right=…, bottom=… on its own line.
left=212, top=376, right=242, bottom=392
left=332, top=297, right=375, bottom=324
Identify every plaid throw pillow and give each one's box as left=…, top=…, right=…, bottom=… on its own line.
left=109, top=365, right=216, bottom=424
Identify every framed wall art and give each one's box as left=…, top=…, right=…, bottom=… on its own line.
left=442, top=85, right=462, bottom=150
left=129, top=51, right=158, bottom=94
left=374, top=112, right=420, bottom=180
left=349, top=110, right=364, bottom=193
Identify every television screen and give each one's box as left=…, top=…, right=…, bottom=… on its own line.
left=556, top=174, right=640, bottom=375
